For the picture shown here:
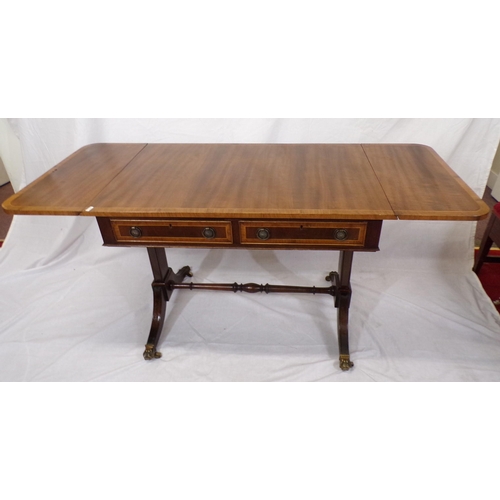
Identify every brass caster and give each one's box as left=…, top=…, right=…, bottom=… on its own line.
left=339, top=355, right=354, bottom=371
left=144, top=344, right=162, bottom=360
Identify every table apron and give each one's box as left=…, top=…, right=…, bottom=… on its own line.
left=97, top=218, right=383, bottom=251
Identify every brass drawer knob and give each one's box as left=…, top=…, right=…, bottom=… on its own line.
left=202, top=227, right=216, bottom=239
left=334, top=229, right=348, bottom=241
left=129, top=226, right=142, bottom=238
left=256, top=228, right=270, bottom=240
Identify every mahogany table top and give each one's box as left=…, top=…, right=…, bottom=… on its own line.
left=2, top=143, right=489, bottom=221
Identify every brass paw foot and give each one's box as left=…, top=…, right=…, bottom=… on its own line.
left=143, top=344, right=162, bottom=360
left=339, top=355, right=354, bottom=371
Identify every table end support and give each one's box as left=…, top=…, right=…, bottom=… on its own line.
left=335, top=251, right=354, bottom=371
left=144, top=248, right=192, bottom=361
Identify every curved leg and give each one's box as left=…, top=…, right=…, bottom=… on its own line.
left=144, top=248, right=192, bottom=361
left=337, top=292, right=353, bottom=371
left=144, top=285, right=167, bottom=360
left=336, top=251, right=354, bottom=371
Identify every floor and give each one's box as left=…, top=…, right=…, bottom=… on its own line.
left=0, top=182, right=498, bottom=245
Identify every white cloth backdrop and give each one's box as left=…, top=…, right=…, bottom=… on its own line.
left=1, top=118, right=500, bottom=381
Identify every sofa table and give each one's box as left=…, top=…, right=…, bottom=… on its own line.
left=2, top=143, right=489, bottom=370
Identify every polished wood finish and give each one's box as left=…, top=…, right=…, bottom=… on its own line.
left=362, top=144, right=489, bottom=220
left=145, top=247, right=169, bottom=360
left=171, top=281, right=336, bottom=295
left=144, top=246, right=355, bottom=370
left=336, top=251, right=354, bottom=371
left=3, top=143, right=489, bottom=221
left=2, top=143, right=147, bottom=215
left=99, top=217, right=382, bottom=251
left=1, top=143, right=490, bottom=371
left=239, top=221, right=367, bottom=247
left=85, top=144, right=396, bottom=220
left=110, top=219, right=233, bottom=245
left=144, top=247, right=192, bottom=360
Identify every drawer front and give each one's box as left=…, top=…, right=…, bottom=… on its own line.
left=110, top=219, right=233, bottom=245
left=239, top=221, right=367, bottom=247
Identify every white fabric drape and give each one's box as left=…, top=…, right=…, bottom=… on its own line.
left=1, top=118, right=500, bottom=381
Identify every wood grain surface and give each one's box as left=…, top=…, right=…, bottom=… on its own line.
left=86, top=144, right=396, bottom=220
left=362, top=144, right=489, bottom=220
left=2, top=143, right=489, bottom=221
left=2, top=143, right=147, bottom=215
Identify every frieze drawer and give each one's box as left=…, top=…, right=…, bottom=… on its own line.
left=239, top=221, right=367, bottom=247
left=110, top=219, right=233, bottom=245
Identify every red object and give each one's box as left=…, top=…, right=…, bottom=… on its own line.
left=474, top=201, right=500, bottom=313
left=475, top=249, right=500, bottom=313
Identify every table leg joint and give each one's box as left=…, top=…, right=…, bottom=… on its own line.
left=164, top=265, right=193, bottom=300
